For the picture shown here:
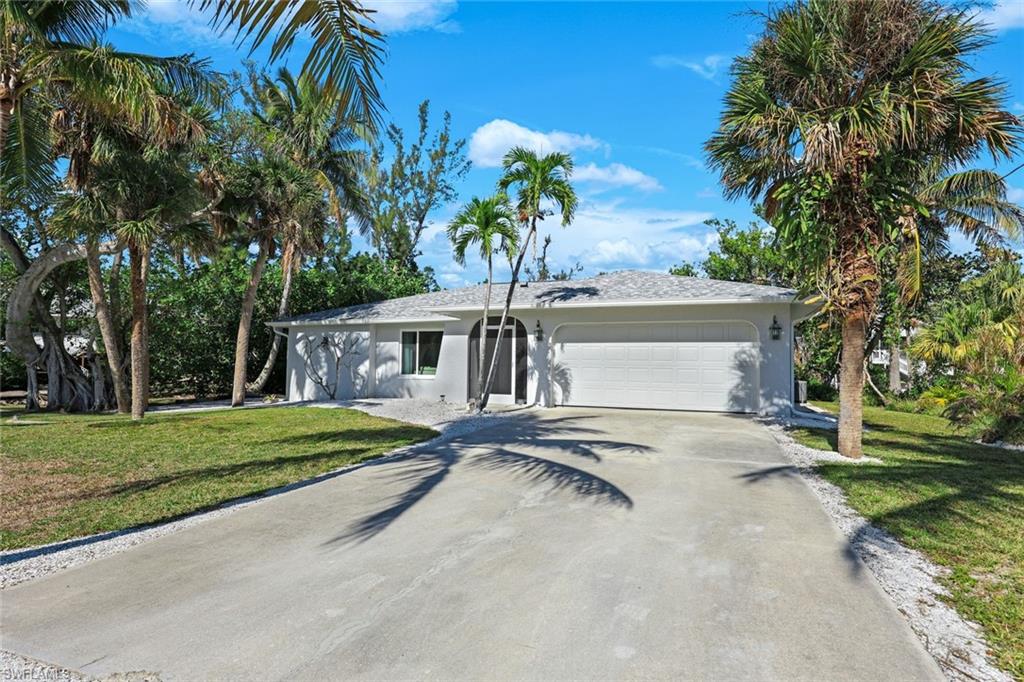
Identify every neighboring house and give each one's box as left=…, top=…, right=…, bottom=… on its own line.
left=269, top=270, right=818, bottom=415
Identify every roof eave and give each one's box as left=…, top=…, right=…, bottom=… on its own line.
left=266, top=315, right=456, bottom=328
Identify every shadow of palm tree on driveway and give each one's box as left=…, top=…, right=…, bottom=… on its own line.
left=324, top=413, right=651, bottom=545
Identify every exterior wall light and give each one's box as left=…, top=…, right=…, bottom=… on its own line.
left=769, top=315, right=783, bottom=341
left=535, top=320, right=544, bottom=341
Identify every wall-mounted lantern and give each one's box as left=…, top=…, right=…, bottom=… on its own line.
left=769, top=315, right=783, bottom=341
left=535, top=320, right=544, bottom=341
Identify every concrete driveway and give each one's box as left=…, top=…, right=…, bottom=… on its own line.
left=1, top=408, right=939, bottom=681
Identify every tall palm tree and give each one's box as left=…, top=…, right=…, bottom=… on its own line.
left=447, top=194, right=520, bottom=401
left=215, top=150, right=325, bottom=407
left=244, top=67, right=369, bottom=393
left=1, top=0, right=217, bottom=204
left=54, top=121, right=214, bottom=418
left=477, top=147, right=577, bottom=409
left=705, top=0, right=1021, bottom=458
left=195, top=0, right=384, bottom=127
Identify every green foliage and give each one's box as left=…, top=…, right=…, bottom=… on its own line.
left=447, top=194, right=520, bottom=269
left=197, top=0, right=385, bottom=127
left=363, top=101, right=470, bottom=269
left=668, top=262, right=699, bottom=277
left=673, top=218, right=797, bottom=286
left=911, top=254, right=1024, bottom=441
left=143, top=249, right=435, bottom=398
left=706, top=0, right=1020, bottom=322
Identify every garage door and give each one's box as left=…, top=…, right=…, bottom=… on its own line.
left=553, top=322, right=760, bottom=412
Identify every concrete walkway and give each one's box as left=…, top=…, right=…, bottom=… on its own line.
left=0, top=409, right=940, bottom=680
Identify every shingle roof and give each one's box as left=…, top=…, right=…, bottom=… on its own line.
left=273, top=270, right=798, bottom=325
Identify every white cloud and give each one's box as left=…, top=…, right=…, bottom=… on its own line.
left=1006, top=186, right=1024, bottom=203
left=696, top=187, right=719, bottom=199
left=573, top=163, right=662, bottom=192
left=652, top=53, right=728, bottom=82
left=468, top=119, right=605, bottom=168
left=361, top=1, right=460, bottom=33
left=1013, top=102, right=1024, bottom=113
left=121, top=1, right=230, bottom=44
left=537, top=200, right=716, bottom=271
left=975, top=0, right=1024, bottom=31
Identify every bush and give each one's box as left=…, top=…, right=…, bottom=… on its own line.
left=943, top=362, right=1024, bottom=443
left=806, top=379, right=837, bottom=402
left=915, top=384, right=964, bottom=415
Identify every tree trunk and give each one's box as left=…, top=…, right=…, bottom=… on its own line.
left=232, top=241, right=270, bottom=407
left=247, top=241, right=296, bottom=394
left=477, top=259, right=494, bottom=401
left=888, top=343, right=902, bottom=394
left=3, top=234, right=119, bottom=411
left=837, top=312, right=867, bottom=459
left=86, top=243, right=130, bottom=413
left=0, top=89, right=12, bottom=157
left=141, top=251, right=150, bottom=407
left=480, top=218, right=536, bottom=410
left=128, top=243, right=150, bottom=420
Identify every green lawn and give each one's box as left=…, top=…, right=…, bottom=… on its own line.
left=0, top=406, right=436, bottom=551
left=791, top=403, right=1024, bottom=679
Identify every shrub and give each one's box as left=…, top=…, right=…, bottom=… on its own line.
left=944, top=362, right=1024, bottom=443
left=915, top=385, right=965, bottom=415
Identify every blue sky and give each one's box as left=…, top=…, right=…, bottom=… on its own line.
left=110, top=1, right=1024, bottom=288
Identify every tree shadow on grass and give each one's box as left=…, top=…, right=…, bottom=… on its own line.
left=323, top=413, right=649, bottom=546
left=736, top=425, right=1024, bottom=577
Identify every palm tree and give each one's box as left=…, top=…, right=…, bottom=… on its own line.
left=1, top=0, right=218, bottom=204
left=244, top=67, right=369, bottom=394
left=705, top=0, right=1021, bottom=458
left=195, top=0, right=384, bottom=127
left=447, top=194, right=520, bottom=401
left=477, top=147, right=577, bottom=409
left=216, top=151, right=325, bottom=407
left=55, top=121, right=214, bottom=418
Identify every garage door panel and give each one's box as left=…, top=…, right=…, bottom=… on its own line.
left=555, top=323, right=760, bottom=413
left=675, top=346, right=700, bottom=362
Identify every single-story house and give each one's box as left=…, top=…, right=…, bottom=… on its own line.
left=269, top=270, right=818, bottom=415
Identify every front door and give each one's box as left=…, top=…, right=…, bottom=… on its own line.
left=469, top=316, right=527, bottom=403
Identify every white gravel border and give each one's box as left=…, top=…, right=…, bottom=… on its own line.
left=760, top=418, right=1012, bottom=682
left=1, top=400, right=520, bottom=590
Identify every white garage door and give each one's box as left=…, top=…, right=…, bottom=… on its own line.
left=553, top=322, right=760, bottom=412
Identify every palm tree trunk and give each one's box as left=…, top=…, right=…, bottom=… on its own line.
left=232, top=241, right=270, bottom=407
left=248, top=241, right=296, bottom=394
left=837, top=311, right=867, bottom=459
left=0, top=88, right=12, bottom=156
left=888, top=342, right=902, bottom=393
left=478, top=259, right=493, bottom=401
left=141, top=251, right=150, bottom=407
left=128, top=243, right=150, bottom=420
left=480, top=219, right=535, bottom=410
left=86, top=242, right=130, bottom=413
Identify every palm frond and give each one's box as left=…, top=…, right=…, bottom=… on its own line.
left=195, top=0, right=385, bottom=127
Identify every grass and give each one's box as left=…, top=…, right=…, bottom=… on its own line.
left=0, top=406, right=436, bottom=551
left=790, top=402, right=1024, bottom=679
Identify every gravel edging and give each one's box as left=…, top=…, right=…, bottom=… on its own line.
left=760, top=419, right=1012, bottom=682
left=0, top=401, right=521, bottom=591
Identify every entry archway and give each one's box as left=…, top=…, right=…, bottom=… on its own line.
left=468, top=316, right=527, bottom=403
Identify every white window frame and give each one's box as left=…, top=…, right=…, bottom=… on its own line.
left=400, top=330, right=443, bottom=378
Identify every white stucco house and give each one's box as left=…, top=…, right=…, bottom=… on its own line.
left=269, top=270, right=818, bottom=415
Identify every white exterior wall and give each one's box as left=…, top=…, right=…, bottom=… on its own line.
left=285, top=326, right=372, bottom=401
left=372, top=321, right=470, bottom=400
left=282, top=301, right=796, bottom=415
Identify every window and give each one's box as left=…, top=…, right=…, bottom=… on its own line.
left=401, top=331, right=443, bottom=375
